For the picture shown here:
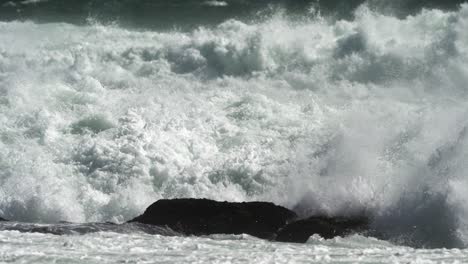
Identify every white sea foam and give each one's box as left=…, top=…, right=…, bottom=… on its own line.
left=1, top=231, right=466, bottom=264
left=0, top=4, right=468, bottom=247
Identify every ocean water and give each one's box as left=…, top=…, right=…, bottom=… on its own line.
left=2, top=231, right=468, bottom=263
left=1, top=0, right=468, bottom=262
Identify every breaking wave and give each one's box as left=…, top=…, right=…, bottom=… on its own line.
left=1, top=0, right=468, bottom=248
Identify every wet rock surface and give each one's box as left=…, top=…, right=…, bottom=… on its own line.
left=0, top=221, right=179, bottom=236
left=0, top=199, right=370, bottom=243
left=275, top=216, right=370, bottom=243
left=129, top=198, right=298, bottom=239
left=130, top=199, right=370, bottom=242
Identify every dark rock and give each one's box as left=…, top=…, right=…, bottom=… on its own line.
left=129, top=198, right=297, bottom=239
left=0, top=222, right=178, bottom=236
left=0, top=217, right=7, bottom=221
left=275, top=215, right=370, bottom=243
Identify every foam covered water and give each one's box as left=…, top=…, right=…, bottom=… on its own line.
left=1, top=2, right=468, bottom=249
left=1, top=231, right=468, bottom=263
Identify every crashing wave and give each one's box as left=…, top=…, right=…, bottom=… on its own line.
left=0, top=1, right=468, bottom=248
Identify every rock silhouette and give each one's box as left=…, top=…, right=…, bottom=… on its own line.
left=0, top=199, right=370, bottom=243
left=275, top=216, right=370, bottom=243
left=130, top=198, right=298, bottom=239
left=130, top=198, right=369, bottom=242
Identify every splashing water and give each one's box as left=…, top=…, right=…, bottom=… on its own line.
left=1, top=2, right=468, bottom=248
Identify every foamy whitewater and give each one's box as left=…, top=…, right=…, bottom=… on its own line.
left=1, top=0, right=468, bottom=262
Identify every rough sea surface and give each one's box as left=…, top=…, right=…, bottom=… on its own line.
left=1, top=0, right=468, bottom=262
left=1, top=231, right=468, bottom=263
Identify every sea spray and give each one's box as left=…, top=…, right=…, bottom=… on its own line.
left=0, top=2, right=468, bottom=248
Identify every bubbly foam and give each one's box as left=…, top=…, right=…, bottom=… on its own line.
left=1, top=4, right=468, bottom=247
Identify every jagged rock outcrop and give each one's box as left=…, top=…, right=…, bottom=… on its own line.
left=129, top=198, right=298, bottom=239
left=130, top=198, right=371, bottom=242
left=275, top=216, right=370, bottom=243
left=0, top=199, right=371, bottom=243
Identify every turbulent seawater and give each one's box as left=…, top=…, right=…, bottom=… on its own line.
left=1, top=0, right=468, bottom=262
